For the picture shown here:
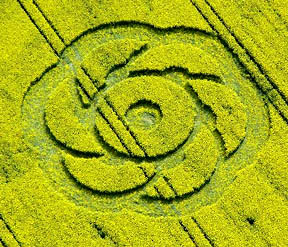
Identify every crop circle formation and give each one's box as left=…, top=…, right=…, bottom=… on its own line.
left=22, top=22, right=269, bottom=217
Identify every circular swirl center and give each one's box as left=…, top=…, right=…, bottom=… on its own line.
left=95, top=76, right=196, bottom=158
left=126, top=100, right=162, bottom=130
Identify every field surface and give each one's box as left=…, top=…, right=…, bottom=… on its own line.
left=0, top=0, right=288, bottom=246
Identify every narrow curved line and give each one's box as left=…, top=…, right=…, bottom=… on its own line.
left=139, top=125, right=195, bottom=162
left=104, top=43, right=149, bottom=82
left=224, top=128, right=246, bottom=159
left=129, top=67, right=222, bottom=83
left=61, top=159, right=152, bottom=197
left=43, top=113, right=103, bottom=158
left=21, top=61, right=59, bottom=112
left=205, top=107, right=247, bottom=159
left=187, top=83, right=247, bottom=157
left=125, top=99, right=163, bottom=118
left=59, top=20, right=217, bottom=56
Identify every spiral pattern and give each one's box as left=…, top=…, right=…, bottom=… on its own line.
left=22, top=23, right=269, bottom=216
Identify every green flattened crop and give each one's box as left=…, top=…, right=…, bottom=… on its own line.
left=0, top=0, right=287, bottom=246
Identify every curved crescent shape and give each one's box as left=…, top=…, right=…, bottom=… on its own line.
left=63, top=154, right=155, bottom=193
left=145, top=125, right=219, bottom=199
left=45, top=78, right=104, bottom=155
left=188, top=79, right=247, bottom=155
left=128, top=43, right=223, bottom=78
left=81, top=39, right=147, bottom=89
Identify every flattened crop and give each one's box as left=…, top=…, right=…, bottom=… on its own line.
left=0, top=0, right=287, bottom=246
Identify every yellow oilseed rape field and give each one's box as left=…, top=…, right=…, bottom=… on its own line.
left=0, top=0, right=287, bottom=246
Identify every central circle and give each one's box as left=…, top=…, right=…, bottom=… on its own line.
left=95, top=76, right=196, bottom=158
left=125, top=100, right=162, bottom=130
